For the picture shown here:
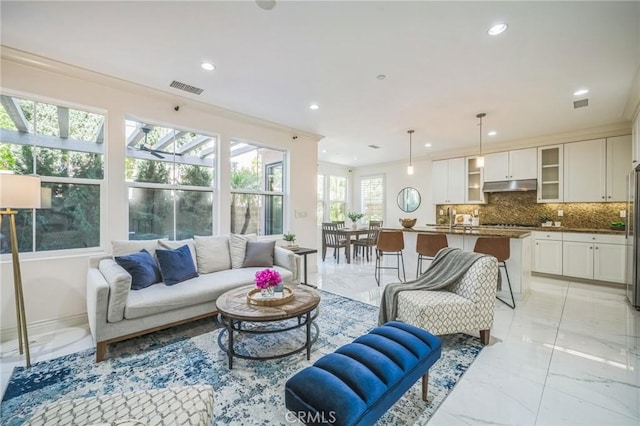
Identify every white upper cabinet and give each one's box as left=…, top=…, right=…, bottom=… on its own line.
left=606, top=135, right=632, bottom=201
left=483, top=148, right=537, bottom=182
left=564, top=136, right=631, bottom=202
left=509, top=148, right=538, bottom=180
left=432, top=158, right=465, bottom=204
left=483, top=152, right=509, bottom=182
left=564, top=139, right=606, bottom=202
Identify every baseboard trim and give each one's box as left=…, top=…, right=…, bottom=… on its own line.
left=0, top=313, right=88, bottom=343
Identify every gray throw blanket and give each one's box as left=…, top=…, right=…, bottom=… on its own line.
left=378, top=247, right=494, bottom=325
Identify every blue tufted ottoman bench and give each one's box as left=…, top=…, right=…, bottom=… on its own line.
left=285, top=321, right=442, bottom=425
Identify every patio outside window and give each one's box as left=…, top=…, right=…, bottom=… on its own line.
left=0, top=95, right=104, bottom=253
left=230, top=141, right=284, bottom=236
left=125, top=119, right=215, bottom=240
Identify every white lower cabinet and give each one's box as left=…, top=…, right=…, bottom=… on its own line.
left=533, top=232, right=563, bottom=275
left=593, top=243, right=626, bottom=283
left=561, top=233, right=625, bottom=284
left=562, top=241, right=594, bottom=279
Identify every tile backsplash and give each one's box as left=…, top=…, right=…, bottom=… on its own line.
left=435, top=192, right=626, bottom=229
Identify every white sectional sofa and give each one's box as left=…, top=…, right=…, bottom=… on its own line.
left=86, top=235, right=300, bottom=362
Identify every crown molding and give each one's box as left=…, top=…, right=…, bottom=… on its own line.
left=428, top=121, right=632, bottom=161
left=0, top=46, right=324, bottom=142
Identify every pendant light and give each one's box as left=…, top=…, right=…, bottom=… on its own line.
left=476, top=113, right=486, bottom=168
left=407, top=129, right=415, bottom=175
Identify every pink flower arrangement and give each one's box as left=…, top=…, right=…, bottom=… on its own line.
left=254, top=268, right=282, bottom=290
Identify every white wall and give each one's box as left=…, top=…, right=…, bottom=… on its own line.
left=352, top=157, right=435, bottom=228
left=0, top=49, right=320, bottom=337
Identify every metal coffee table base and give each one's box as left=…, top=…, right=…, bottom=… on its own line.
left=217, top=310, right=319, bottom=369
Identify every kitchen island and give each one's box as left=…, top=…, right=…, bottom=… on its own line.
left=382, top=226, right=532, bottom=303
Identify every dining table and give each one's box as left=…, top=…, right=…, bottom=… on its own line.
left=335, top=227, right=371, bottom=264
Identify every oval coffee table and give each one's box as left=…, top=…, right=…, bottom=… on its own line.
left=215, top=284, right=321, bottom=369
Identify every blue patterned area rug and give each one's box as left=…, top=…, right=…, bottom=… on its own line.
left=1, top=291, right=482, bottom=425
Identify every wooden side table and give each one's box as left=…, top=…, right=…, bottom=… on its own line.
left=289, top=247, right=318, bottom=288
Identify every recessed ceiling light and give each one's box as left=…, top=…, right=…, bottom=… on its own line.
left=424, top=143, right=432, bottom=148
left=573, top=88, right=589, bottom=96
left=377, top=74, right=386, bottom=80
left=488, top=131, right=497, bottom=136
left=309, top=104, right=319, bottom=110
left=322, top=149, right=327, bottom=153
left=488, top=23, right=508, bottom=36
left=201, top=62, right=215, bottom=71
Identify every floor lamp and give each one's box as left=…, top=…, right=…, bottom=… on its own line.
left=0, top=173, right=43, bottom=368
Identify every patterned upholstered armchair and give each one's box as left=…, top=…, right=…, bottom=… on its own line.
left=395, top=256, right=499, bottom=345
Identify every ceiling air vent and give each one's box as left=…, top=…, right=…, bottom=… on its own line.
left=573, top=99, right=589, bottom=109
left=169, top=80, right=204, bottom=95
left=368, top=144, right=380, bottom=149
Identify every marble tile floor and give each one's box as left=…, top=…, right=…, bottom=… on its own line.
left=1, top=254, right=638, bottom=425
left=314, top=255, right=640, bottom=425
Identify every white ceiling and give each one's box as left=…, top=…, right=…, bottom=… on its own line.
left=1, top=1, right=639, bottom=167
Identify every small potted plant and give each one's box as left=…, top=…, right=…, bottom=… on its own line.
left=539, top=214, right=552, bottom=227
left=610, top=221, right=625, bottom=231
left=282, top=232, right=298, bottom=250
left=347, top=212, right=364, bottom=229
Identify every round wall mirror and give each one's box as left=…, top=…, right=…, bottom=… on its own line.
left=397, top=187, right=421, bottom=212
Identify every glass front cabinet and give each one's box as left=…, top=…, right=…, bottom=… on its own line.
left=466, top=156, right=486, bottom=204
left=537, top=145, right=563, bottom=203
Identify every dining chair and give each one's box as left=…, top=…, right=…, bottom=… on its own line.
left=473, top=237, right=515, bottom=309
left=416, top=233, right=448, bottom=278
left=375, top=230, right=405, bottom=286
left=321, top=222, right=350, bottom=263
left=352, top=221, right=382, bottom=261
left=331, top=220, right=345, bottom=228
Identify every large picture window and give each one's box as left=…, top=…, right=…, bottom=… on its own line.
left=125, top=120, right=215, bottom=240
left=360, top=175, right=384, bottom=221
left=230, top=141, right=284, bottom=235
left=0, top=95, right=104, bottom=253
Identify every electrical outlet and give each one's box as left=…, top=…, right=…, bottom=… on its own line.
left=474, top=209, right=479, bottom=216
left=294, top=210, right=308, bottom=218
left=439, top=209, right=444, bottom=216
left=557, top=209, right=564, bottom=217
left=621, top=210, right=626, bottom=218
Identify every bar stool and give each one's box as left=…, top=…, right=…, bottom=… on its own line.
left=473, top=237, right=515, bottom=309
left=375, top=230, right=406, bottom=286
left=416, top=233, right=448, bottom=278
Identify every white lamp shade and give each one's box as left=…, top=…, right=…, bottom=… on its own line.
left=0, top=174, right=42, bottom=209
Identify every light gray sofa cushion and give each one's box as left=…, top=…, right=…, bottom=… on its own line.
left=194, top=235, right=231, bottom=273
left=112, top=239, right=161, bottom=256
left=159, top=239, right=198, bottom=270
left=229, top=233, right=257, bottom=269
left=243, top=240, right=276, bottom=267
left=123, top=266, right=293, bottom=319
left=99, top=259, right=132, bottom=323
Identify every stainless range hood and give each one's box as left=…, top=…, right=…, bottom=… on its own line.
left=482, top=179, right=537, bottom=193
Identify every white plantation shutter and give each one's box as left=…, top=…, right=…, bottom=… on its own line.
left=360, top=175, right=384, bottom=221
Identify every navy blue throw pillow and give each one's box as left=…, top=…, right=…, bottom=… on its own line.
left=155, top=244, right=199, bottom=286
left=115, top=249, right=162, bottom=290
